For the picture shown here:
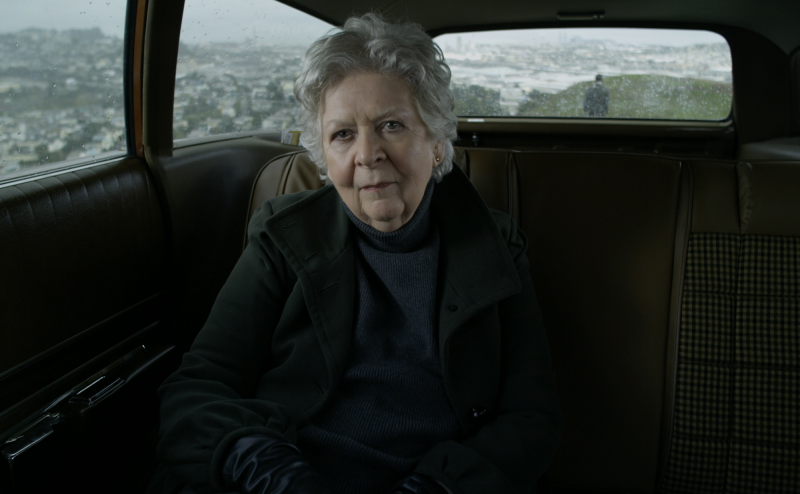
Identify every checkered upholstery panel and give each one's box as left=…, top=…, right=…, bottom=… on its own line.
left=727, top=443, right=800, bottom=494
left=733, top=368, right=800, bottom=444
left=680, top=293, right=734, bottom=363
left=661, top=233, right=800, bottom=494
left=660, top=437, right=728, bottom=494
left=738, top=236, right=800, bottom=297
left=674, top=363, right=731, bottom=438
left=736, top=297, right=800, bottom=367
left=684, top=233, right=739, bottom=293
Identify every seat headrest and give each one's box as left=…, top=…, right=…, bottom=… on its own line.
left=248, top=151, right=324, bottom=222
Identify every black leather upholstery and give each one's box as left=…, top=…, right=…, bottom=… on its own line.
left=0, top=157, right=167, bottom=388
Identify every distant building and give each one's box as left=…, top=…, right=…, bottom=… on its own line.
left=500, top=87, right=525, bottom=115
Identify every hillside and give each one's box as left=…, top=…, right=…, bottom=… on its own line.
left=517, top=74, right=732, bottom=120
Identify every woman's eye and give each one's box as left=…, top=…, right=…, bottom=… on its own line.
left=383, top=121, right=402, bottom=131
left=334, top=130, right=352, bottom=140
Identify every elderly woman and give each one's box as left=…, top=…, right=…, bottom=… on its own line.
left=151, top=14, right=561, bottom=494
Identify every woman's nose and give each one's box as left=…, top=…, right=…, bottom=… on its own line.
left=354, top=130, right=385, bottom=167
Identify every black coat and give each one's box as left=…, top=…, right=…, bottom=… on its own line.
left=152, top=167, right=562, bottom=494
left=584, top=82, right=610, bottom=117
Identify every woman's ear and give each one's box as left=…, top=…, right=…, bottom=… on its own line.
left=433, top=140, right=445, bottom=167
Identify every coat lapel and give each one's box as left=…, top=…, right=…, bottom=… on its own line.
left=264, top=186, right=355, bottom=379
left=433, top=166, right=522, bottom=352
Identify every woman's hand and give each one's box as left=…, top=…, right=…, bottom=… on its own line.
left=389, top=473, right=451, bottom=494
left=224, top=435, right=330, bottom=494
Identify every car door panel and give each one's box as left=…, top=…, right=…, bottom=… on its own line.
left=0, top=157, right=166, bottom=372
left=0, top=156, right=173, bottom=492
left=1, top=343, right=175, bottom=493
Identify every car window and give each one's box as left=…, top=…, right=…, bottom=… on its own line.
left=0, top=0, right=129, bottom=178
left=435, top=28, right=732, bottom=121
left=173, top=0, right=332, bottom=142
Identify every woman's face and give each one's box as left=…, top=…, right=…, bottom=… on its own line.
left=321, top=72, right=443, bottom=233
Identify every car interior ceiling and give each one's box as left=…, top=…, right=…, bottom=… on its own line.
left=1, top=0, right=799, bottom=493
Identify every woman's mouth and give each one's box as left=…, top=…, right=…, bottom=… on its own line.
left=362, top=182, right=393, bottom=192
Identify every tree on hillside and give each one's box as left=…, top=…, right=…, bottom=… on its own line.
left=451, top=84, right=503, bottom=116
left=516, top=90, right=552, bottom=116
left=266, top=81, right=284, bottom=100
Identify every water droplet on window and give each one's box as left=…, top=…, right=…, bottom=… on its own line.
left=53, top=83, right=57, bottom=87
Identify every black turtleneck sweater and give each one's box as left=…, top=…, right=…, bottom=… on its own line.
left=296, top=180, right=461, bottom=494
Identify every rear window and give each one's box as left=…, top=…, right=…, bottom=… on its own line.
left=435, top=28, right=732, bottom=120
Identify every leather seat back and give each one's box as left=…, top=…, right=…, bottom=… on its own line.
left=514, top=152, right=688, bottom=493
left=248, top=151, right=326, bottom=219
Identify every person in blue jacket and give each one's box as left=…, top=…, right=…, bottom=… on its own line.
left=151, top=13, right=561, bottom=494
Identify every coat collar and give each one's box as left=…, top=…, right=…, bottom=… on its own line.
left=431, top=166, right=522, bottom=348
left=263, top=185, right=356, bottom=376
left=263, top=165, right=521, bottom=372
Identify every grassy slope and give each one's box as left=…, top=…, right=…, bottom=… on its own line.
left=519, top=74, right=732, bottom=120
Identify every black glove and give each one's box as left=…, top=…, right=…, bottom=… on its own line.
left=389, top=473, right=449, bottom=494
left=223, top=434, right=330, bottom=494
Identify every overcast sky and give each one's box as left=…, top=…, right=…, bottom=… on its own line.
left=0, top=0, right=334, bottom=45
left=436, top=28, right=726, bottom=48
left=1, top=0, right=727, bottom=47
left=0, top=0, right=128, bottom=37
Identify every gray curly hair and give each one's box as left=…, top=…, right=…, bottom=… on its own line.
left=294, top=14, right=457, bottom=182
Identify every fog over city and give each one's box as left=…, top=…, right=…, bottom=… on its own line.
left=438, top=32, right=731, bottom=115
